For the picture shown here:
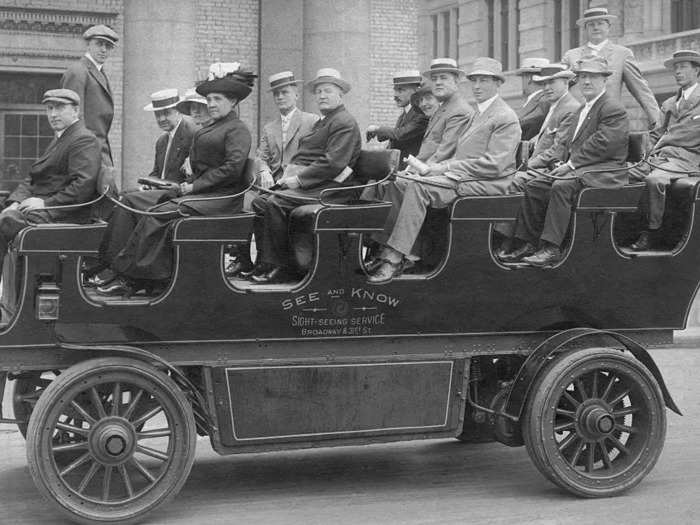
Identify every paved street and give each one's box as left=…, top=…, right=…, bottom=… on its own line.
left=1, top=338, right=699, bottom=525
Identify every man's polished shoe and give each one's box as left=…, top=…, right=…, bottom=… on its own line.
left=86, top=268, right=117, bottom=287
left=630, top=230, right=655, bottom=251
left=96, top=276, right=137, bottom=297
left=225, top=258, right=253, bottom=277
left=251, top=266, right=296, bottom=284
left=499, top=242, right=537, bottom=263
left=364, top=257, right=385, bottom=274
left=367, top=260, right=404, bottom=284
left=522, top=245, right=562, bottom=267
left=239, top=263, right=270, bottom=280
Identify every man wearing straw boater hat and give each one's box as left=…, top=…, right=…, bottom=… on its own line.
left=629, top=50, right=700, bottom=251
left=61, top=24, right=119, bottom=166
left=366, top=70, right=429, bottom=169
left=562, top=5, right=659, bottom=128
left=249, top=68, right=361, bottom=283
left=366, top=58, right=520, bottom=284
left=515, top=57, right=551, bottom=140
left=500, top=56, right=629, bottom=267
left=0, top=89, right=100, bottom=271
left=142, top=89, right=198, bottom=185
left=414, top=58, right=473, bottom=164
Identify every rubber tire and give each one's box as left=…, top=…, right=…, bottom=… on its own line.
left=522, top=347, right=666, bottom=497
left=26, top=357, right=197, bottom=525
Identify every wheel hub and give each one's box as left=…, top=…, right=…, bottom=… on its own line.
left=580, top=405, right=614, bottom=438
left=89, top=417, right=137, bottom=465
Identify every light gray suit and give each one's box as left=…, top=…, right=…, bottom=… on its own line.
left=562, top=41, right=660, bottom=127
left=416, top=92, right=473, bottom=164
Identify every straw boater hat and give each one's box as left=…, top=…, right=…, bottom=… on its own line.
left=175, top=88, right=208, bottom=115
left=466, top=57, right=506, bottom=83
left=268, top=71, right=302, bottom=92
left=516, top=57, right=550, bottom=75
left=576, top=6, right=617, bottom=26
left=533, top=64, right=576, bottom=83
left=392, top=70, right=423, bottom=87
left=143, top=89, right=180, bottom=112
left=42, top=89, right=80, bottom=106
left=663, top=49, right=700, bottom=69
left=422, top=58, right=465, bottom=78
left=196, top=62, right=257, bottom=101
left=306, top=68, right=351, bottom=93
left=574, top=56, right=613, bottom=76
left=82, top=24, right=119, bottom=45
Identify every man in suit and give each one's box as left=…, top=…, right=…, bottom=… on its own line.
left=630, top=50, right=700, bottom=251
left=62, top=24, right=118, bottom=166
left=562, top=6, right=659, bottom=129
left=142, top=89, right=198, bottom=184
left=0, top=89, right=100, bottom=270
left=516, top=58, right=551, bottom=141
left=415, top=58, right=473, bottom=164
left=366, top=70, right=429, bottom=169
left=367, top=58, right=521, bottom=284
left=250, top=68, right=362, bottom=284
left=500, top=56, right=629, bottom=267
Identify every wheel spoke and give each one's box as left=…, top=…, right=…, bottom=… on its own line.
left=614, top=423, right=637, bottom=434
left=70, top=400, right=96, bottom=426
left=608, top=388, right=631, bottom=407
left=89, top=387, right=108, bottom=419
left=574, top=378, right=588, bottom=401
left=136, top=444, right=169, bottom=462
left=569, top=438, right=586, bottom=467
left=131, top=458, right=157, bottom=483
left=585, top=442, right=596, bottom=473
left=607, top=434, right=630, bottom=456
left=111, top=382, right=121, bottom=417
left=612, top=406, right=640, bottom=417
left=601, top=374, right=618, bottom=401
left=55, top=421, right=89, bottom=437
left=77, top=461, right=101, bottom=494
left=52, top=441, right=89, bottom=453
left=599, top=440, right=613, bottom=470
left=137, top=428, right=172, bottom=439
left=590, top=370, right=599, bottom=398
left=122, top=389, right=144, bottom=421
left=563, top=390, right=580, bottom=408
left=131, top=406, right=163, bottom=428
left=554, top=421, right=576, bottom=433
left=59, top=451, right=92, bottom=477
left=102, top=466, right=113, bottom=502
left=118, top=464, right=134, bottom=498
left=555, top=407, right=575, bottom=418
left=557, top=432, right=578, bottom=452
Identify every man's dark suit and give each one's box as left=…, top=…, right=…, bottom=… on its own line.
left=252, top=104, right=362, bottom=268
left=517, top=90, right=551, bottom=141
left=146, top=116, right=198, bottom=184
left=514, top=91, right=629, bottom=247
left=370, top=105, right=428, bottom=169
left=0, top=120, right=100, bottom=266
left=62, top=56, right=114, bottom=165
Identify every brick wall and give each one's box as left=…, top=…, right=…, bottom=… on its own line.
left=195, top=0, right=259, bottom=143
left=369, top=0, right=419, bottom=130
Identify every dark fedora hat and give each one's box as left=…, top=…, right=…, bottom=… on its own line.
left=196, top=62, right=257, bottom=101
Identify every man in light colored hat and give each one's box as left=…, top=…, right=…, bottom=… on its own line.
left=225, top=71, right=318, bottom=277
left=61, top=24, right=118, bottom=166
left=516, top=57, right=552, bottom=140
left=367, top=58, right=520, bottom=284
left=629, top=50, right=700, bottom=251
left=141, top=89, right=198, bottom=186
left=415, top=58, right=473, bottom=164
left=562, top=5, right=659, bottom=129
left=0, top=88, right=100, bottom=270
left=366, top=70, right=429, bottom=169
left=250, top=68, right=361, bottom=283
left=501, top=56, right=629, bottom=267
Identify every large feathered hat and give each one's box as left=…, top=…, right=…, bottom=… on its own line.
left=196, top=62, right=257, bottom=101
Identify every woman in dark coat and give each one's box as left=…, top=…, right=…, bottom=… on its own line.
left=97, top=65, right=255, bottom=296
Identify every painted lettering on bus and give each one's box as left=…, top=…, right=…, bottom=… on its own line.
left=281, top=291, right=320, bottom=311
left=350, top=288, right=400, bottom=307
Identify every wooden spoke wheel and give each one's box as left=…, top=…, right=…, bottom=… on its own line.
left=26, top=358, right=196, bottom=525
left=523, top=347, right=666, bottom=497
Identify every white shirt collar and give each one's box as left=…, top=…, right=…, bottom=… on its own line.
left=403, top=105, right=412, bottom=114
left=524, top=89, right=543, bottom=107
left=55, top=119, right=79, bottom=138
left=280, top=107, right=297, bottom=123
left=477, top=94, right=499, bottom=114
left=587, top=39, right=609, bottom=52
left=169, top=117, right=182, bottom=138
left=682, top=83, right=698, bottom=100
left=85, top=52, right=103, bottom=71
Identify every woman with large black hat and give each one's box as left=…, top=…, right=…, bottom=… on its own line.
left=97, top=62, right=255, bottom=297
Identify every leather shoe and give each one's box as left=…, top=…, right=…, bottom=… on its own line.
left=252, top=266, right=295, bottom=284
left=96, top=276, right=137, bottom=297
left=225, top=258, right=253, bottom=277
left=367, top=260, right=404, bottom=284
left=239, top=263, right=270, bottom=279
left=499, top=242, right=537, bottom=263
left=630, top=231, right=654, bottom=251
left=86, top=268, right=117, bottom=287
left=364, top=257, right=385, bottom=274
left=522, top=245, right=562, bottom=267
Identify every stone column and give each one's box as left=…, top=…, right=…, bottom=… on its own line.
left=121, top=0, right=195, bottom=190
left=303, top=0, right=371, bottom=134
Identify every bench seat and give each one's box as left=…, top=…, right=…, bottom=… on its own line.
left=15, top=223, right=106, bottom=254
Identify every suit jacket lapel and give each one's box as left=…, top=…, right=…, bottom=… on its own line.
left=83, top=57, right=112, bottom=99
left=284, top=110, right=301, bottom=147
left=573, top=93, right=606, bottom=142
left=424, top=98, right=449, bottom=136
left=461, top=97, right=499, bottom=141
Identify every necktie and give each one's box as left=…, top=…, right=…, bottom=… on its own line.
left=161, top=132, right=174, bottom=179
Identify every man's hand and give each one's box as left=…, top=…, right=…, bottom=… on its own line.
left=179, top=182, right=194, bottom=195
left=549, top=163, right=573, bottom=178
left=18, top=197, right=45, bottom=213
left=180, top=157, right=193, bottom=179
left=257, top=169, right=274, bottom=189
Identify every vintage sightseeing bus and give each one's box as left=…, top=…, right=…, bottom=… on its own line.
left=0, top=143, right=694, bottom=524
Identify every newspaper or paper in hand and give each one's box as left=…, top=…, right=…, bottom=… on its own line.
left=404, top=155, right=430, bottom=175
